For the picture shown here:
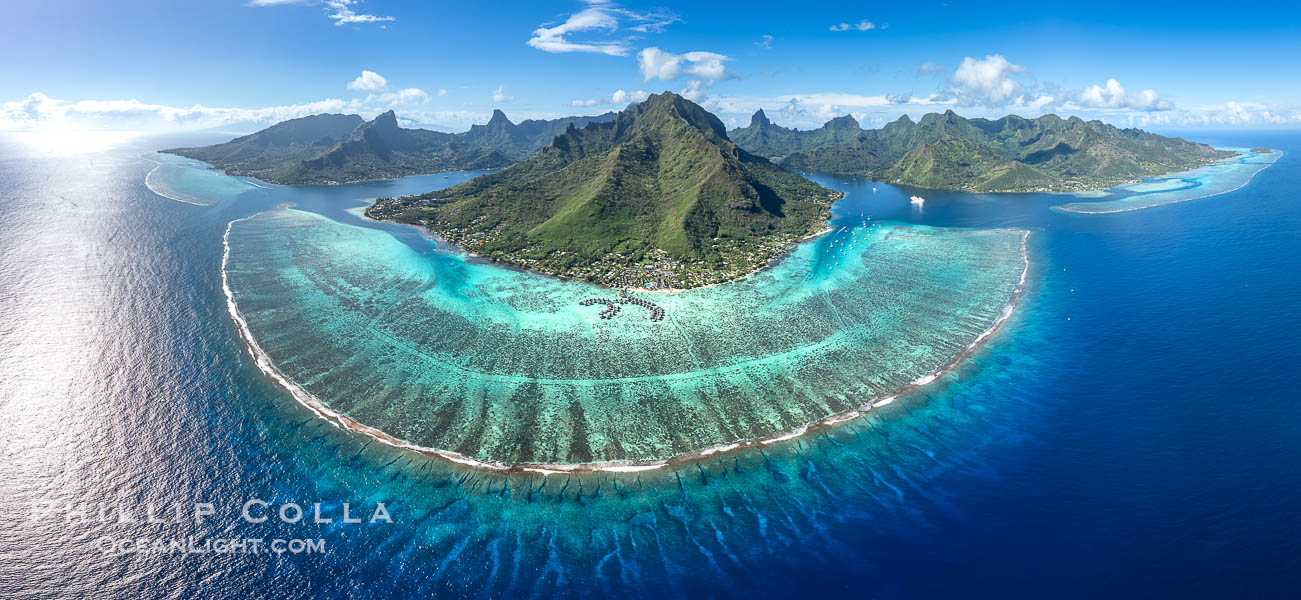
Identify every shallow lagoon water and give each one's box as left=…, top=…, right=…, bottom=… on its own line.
left=224, top=205, right=1026, bottom=466
left=142, top=152, right=265, bottom=206
left=2, top=131, right=1299, bottom=598
left=1054, top=147, right=1282, bottom=214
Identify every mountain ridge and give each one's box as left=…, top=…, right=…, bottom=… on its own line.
left=730, top=109, right=1235, bottom=192
left=163, top=109, right=617, bottom=185
left=366, top=92, right=841, bottom=289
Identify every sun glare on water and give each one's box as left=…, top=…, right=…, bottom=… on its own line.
left=6, top=129, right=141, bottom=156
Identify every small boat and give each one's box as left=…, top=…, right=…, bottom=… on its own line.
left=909, top=195, right=925, bottom=207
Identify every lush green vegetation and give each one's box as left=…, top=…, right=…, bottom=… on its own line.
left=367, top=93, right=840, bottom=289
left=728, top=109, right=863, bottom=158
left=732, top=110, right=1237, bottom=192
left=164, top=110, right=616, bottom=185
left=162, top=113, right=364, bottom=178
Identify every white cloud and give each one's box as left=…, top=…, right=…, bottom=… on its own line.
left=347, top=70, right=388, bottom=91
left=366, top=87, right=430, bottom=105
left=829, top=20, right=876, bottom=32
left=251, top=0, right=393, bottom=26
left=917, top=61, right=945, bottom=75
left=947, top=54, right=1027, bottom=106
left=324, top=0, right=394, bottom=26
left=0, top=92, right=357, bottom=132
left=4, top=88, right=1295, bottom=139
left=638, top=47, right=732, bottom=82
left=571, top=99, right=598, bottom=107
left=527, top=5, right=626, bottom=55
left=437, top=88, right=448, bottom=96
left=525, top=2, right=678, bottom=56
left=680, top=80, right=706, bottom=102
left=1077, top=78, right=1171, bottom=112
left=492, top=85, right=514, bottom=103
left=622, top=8, right=679, bottom=33
left=755, top=34, right=773, bottom=50
left=612, top=89, right=649, bottom=104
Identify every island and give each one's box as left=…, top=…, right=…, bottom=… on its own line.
left=730, top=110, right=1237, bottom=193
left=216, top=93, right=1040, bottom=469
left=1251, top=147, right=1274, bottom=154
left=163, top=109, right=616, bottom=185
left=365, top=93, right=841, bottom=289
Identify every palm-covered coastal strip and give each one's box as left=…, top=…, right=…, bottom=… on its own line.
left=732, top=109, right=1236, bottom=192
left=366, top=93, right=840, bottom=289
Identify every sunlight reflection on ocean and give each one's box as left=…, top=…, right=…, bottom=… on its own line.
left=1, top=131, right=1299, bottom=598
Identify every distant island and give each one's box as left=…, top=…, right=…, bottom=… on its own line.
left=1250, top=147, right=1273, bottom=153
left=729, top=109, right=1236, bottom=192
left=163, top=109, right=616, bottom=185
left=366, top=93, right=839, bottom=289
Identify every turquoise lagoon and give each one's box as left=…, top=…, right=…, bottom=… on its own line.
left=6, top=132, right=1298, bottom=598
left=143, top=151, right=265, bottom=206
left=1054, top=147, right=1281, bottom=214
left=223, top=206, right=1028, bottom=468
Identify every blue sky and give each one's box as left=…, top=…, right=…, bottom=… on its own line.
left=3, top=0, right=1299, bottom=133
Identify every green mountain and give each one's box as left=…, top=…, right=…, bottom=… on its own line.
left=460, top=109, right=618, bottom=159
left=163, top=110, right=616, bottom=185
left=728, top=109, right=863, bottom=158
left=733, top=110, right=1235, bottom=192
left=265, top=111, right=508, bottom=185
left=161, top=113, right=364, bottom=176
left=366, top=92, right=840, bottom=289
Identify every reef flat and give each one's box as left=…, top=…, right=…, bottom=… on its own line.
left=223, top=207, right=1029, bottom=468
left=1054, top=148, right=1281, bottom=214
left=143, top=152, right=264, bottom=206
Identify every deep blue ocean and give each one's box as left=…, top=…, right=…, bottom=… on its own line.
left=0, top=130, right=1298, bottom=599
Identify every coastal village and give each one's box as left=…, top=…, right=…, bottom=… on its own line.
left=418, top=214, right=830, bottom=291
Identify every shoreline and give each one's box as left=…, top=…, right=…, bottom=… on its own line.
left=1053, top=149, right=1282, bottom=215
left=223, top=212, right=1032, bottom=475
left=362, top=198, right=838, bottom=295
left=808, top=149, right=1241, bottom=195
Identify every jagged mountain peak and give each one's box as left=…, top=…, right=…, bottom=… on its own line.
left=822, top=114, right=860, bottom=130
left=487, top=109, right=512, bottom=127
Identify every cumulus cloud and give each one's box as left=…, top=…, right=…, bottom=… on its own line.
left=611, top=89, right=649, bottom=104
left=366, top=87, right=430, bottom=105
left=0, top=92, right=347, bottom=131
left=947, top=54, right=1027, bottom=106
left=755, top=34, right=773, bottom=50
left=829, top=20, right=876, bottom=32
left=679, top=80, right=706, bottom=102
left=637, top=47, right=732, bottom=82
left=1077, top=78, right=1171, bottom=111
left=492, top=85, right=514, bottom=103
left=526, top=2, right=679, bottom=56
left=347, top=70, right=388, bottom=91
